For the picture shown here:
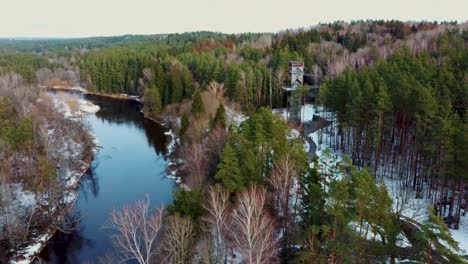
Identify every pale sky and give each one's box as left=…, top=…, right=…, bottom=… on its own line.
left=1, top=0, right=467, bottom=38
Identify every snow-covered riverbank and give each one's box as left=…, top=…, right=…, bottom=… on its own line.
left=8, top=93, right=101, bottom=264
left=163, top=129, right=184, bottom=185
left=43, top=85, right=142, bottom=103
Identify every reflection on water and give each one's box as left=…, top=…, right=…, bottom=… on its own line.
left=39, top=94, right=174, bottom=263
left=77, top=165, right=99, bottom=203
left=88, top=95, right=169, bottom=156
left=39, top=211, right=91, bottom=264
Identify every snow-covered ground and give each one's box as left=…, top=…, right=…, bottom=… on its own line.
left=276, top=103, right=468, bottom=254
left=308, top=128, right=345, bottom=181
left=225, top=106, right=247, bottom=126
left=164, top=129, right=179, bottom=156
left=273, top=104, right=324, bottom=123
left=7, top=93, right=100, bottom=264
left=164, top=129, right=184, bottom=185
left=10, top=233, right=50, bottom=264
left=48, top=92, right=100, bottom=118
left=0, top=184, right=37, bottom=230
left=46, top=85, right=89, bottom=93
left=79, top=100, right=100, bottom=114
left=451, top=215, right=468, bottom=255
left=120, top=93, right=142, bottom=103
left=382, top=176, right=430, bottom=223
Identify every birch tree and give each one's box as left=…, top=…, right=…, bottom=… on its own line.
left=202, top=186, right=231, bottom=264
left=231, top=185, right=278, bottom=264
left=270, top=154, right=296, bottom=252
left=108, top=197, right=163, bottom=264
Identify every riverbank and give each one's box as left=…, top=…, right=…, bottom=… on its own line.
left=10, top=145, right=98, bottom=264
left=39, top=92, right=176, bottom=261
left=42, top=85, right=186, bottom=188
left=10, top=94, right=101, bottom=264
left=43, top=85, right=142, bottom=103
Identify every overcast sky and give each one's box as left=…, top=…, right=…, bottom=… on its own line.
left=1, top=0, right=467, bottom=38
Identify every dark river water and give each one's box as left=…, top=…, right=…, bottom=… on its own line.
left=39, top=94, right=175, bottom=263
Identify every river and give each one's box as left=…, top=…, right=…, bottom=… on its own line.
left=39, top=94, right=175, bottom=263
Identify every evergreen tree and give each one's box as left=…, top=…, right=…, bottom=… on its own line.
left=419, top=208, right=464, bottom=264
left=215, top=140, right=244, bottom=194
left=301, top=156, right=324, bottom=227
left=192, top=90, right=204, bottom=118
left=143, top=86, right=162, bottom=118
left=180, top=113, right=190, bottom=139
left=210, top=103, right=226, bottom=129
left=167, top=189, right=205, bottom=221
left=169, top=68, right=184, bottom=104
left=325, top=177, right=352, bottom=263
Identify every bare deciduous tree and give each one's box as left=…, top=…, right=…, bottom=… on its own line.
left=107, top=197, right=163, bottom=264
left=36, top=67, right=80, bottom=87
left=163, top=215, right=197, bottom=264
left=203, top=186, right=230, bottom=263
left=0, top=72, right=37, bottom=117
left=142, top=68, right=153, bottom=82
left=184, top=143, right=208, bottom=187
left=270, top=156, right=294, bottom=209
left=270, top=154, right=297, bottom=251
left=206, top=125, right=227, bottom=159
left=231, top=185, right=278, bottom=264
left=207, top=81, right=225, bottom=99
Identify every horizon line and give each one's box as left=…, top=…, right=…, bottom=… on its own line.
left=0, top=19, right=466, bottom=40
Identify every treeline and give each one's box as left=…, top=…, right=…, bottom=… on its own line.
left=319, top=29, right=467, bottom=228
left=78, top=21, right=466, bottom=118
left=0, top=32, right=266, bottom=54
left=0, top=53, right=54, bottom=83
left=80, top=45, right=301, bottom=112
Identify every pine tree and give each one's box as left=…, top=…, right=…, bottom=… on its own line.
left=182, top=67, right=194, bottom=98
left=143, top=86, right=162, bottom=118
left=180, top=113, right=190, bottom=139
left=301, top=156, right=324, bottom=227
left=326, top=178, right=352, bottom=264
left=419, top=208, right=464, bottom=264
left=167, top=189, right=205, bottom=221
left=170, top=70, right=184, bottom=104
left=374, top=83, right=392, bottom=174
left=210, top=104, right=226, bottom=129
left=154, top=63, right=167, bottom=103
left=192, top=90, right=204, bottom=118
left=226, top=64, right=240, bottom=100
left=215, top=140, right=244, bottom=194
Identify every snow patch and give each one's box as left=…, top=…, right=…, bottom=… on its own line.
left=273, top=104, right=325, bottom=123
left=48, top=92, right=100, bottom=118
left=450, top=213, right=468, bottom=254
left=79, top=100, right=100, bottom=114
left=10, top=233, right=51, bottom=264
left=225, top=106, right=247, bottom=127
